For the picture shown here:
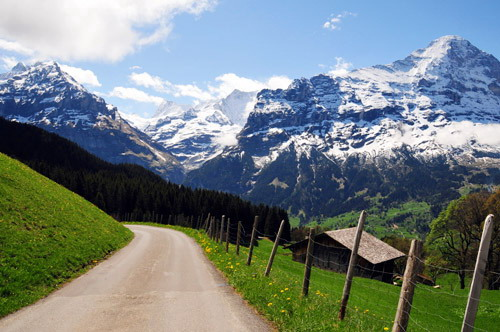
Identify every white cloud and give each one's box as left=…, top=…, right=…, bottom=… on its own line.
left=266, top=75, right=293, bottom=90
left=323, top=12, right=356, bottom=31
left=434, top=121, right=500, bottom=147
left=1, top=56, right=18, bottom=70
left=213, top=132, right=238, bottom=147
left=130, top=72, right=165, bottom=91
left=129, top=65, right=142, bottom=70
left=0, top=0, right=217, bottom=62
left=130, top=71, right=292, bottom=102
left=0, top=38, right=33, bottom=55
left=109, top=87, right=164, bottom=105
left=327, top=57, right=353, bottom=76
left=60, top=64, right=101, bottom=87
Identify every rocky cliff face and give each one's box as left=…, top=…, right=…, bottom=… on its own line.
left=186, top=36, right=500, bottom=217
left=0, top=61, right=183, bottom=181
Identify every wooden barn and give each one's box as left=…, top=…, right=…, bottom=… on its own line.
left=287, top=227, right=405, bottom=283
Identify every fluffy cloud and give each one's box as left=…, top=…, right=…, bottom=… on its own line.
left=60, top=65, right=101, bottom=87
left=1, top=56, right=18, bottom=71
left=109, top=87, right=164, bottom=105
left=323, top=12, right=356, bottom=31
left=327, top=57, right=353, bottom=77
left=213, top=132, right=238, bottom=147
left=434, top=121, right=500, bottom=147
left=0, top=0, right=217, bottom=62
left=130, top=71, right=292, bottom=102
left=0, top=38, right=34, bottom=55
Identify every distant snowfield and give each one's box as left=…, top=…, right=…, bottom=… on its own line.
left=120, top=90, right=257, bottom=170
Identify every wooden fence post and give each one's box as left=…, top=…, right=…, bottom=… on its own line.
left=302, top=228, right=315, bottom=296
left=219, top=215, right=225, bottom=243
left=392, top=239, right=422, bottom=332
left=265, top=220, right=285, bottom=277
left=204, top=214, right=210, bottom=232
left=246, top=216, right=259, bottom=265
left=461, top=214, right=494, bottom=332
left=236, top=221, right=242, bottom=255
left=214, top=218, right=219, bottom=241
left=225, top=218, right=231, bottom=252
left=339, top=210, right=367, bottom=320
left=208, top=217, right=213, bottom=237
left=211, top=217, right=216, bottom=240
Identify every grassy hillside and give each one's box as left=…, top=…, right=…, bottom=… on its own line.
left=157, top=224, right=499, bottom=331
left=0, top=153, right=133, bottom=317
left=306, top=201, right=432, bottom=238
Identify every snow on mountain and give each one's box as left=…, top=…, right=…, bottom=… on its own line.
left=123, top=89, right=256, bottom=170
left=186, top=36, right=500, bottom=217
left=0, top=61, right=183, bottom=181
left=241, top=35, right=500, bottom=168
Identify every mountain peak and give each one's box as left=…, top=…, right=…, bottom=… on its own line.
left=409, top=35, right=480, bottom=62
left=154, top=100, right=190, bottom=117
left=11, top=62, right=27, bottom=73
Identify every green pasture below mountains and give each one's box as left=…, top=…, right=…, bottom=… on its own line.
left=150, top=224, right=499, bottom=331
left=299, top=200, right=432, bottom=238
left=0, top=153, right=132, bottom=317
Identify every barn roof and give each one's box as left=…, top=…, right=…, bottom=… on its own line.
left=286, top=227, right=406, bottom=265
left=324, top=228, right=405, bottom=265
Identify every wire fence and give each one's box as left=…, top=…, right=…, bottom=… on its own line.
left=149, top=212, right=498, bottom=331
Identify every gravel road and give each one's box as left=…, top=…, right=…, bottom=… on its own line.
left=0, top=225, right=272, bottom=332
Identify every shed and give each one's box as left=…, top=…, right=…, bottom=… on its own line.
left=286, top=227, right=405, bottom=283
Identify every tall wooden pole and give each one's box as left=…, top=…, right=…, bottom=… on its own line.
left=339, top=210, right=367, bottom=320
left=302, top=228, right=315, bottom=296
left=236, top=221, right=242, bottom=255
left=211, top=217, right=216, bottom=240
left=208, top=217, right=213, bottom=237
left=225, top=218, right=231, bottom=253
left=219, top=215, right=225, bottom=243
left=246, top=216, right=259, bottom=265
left=461, top=214, right=494, bottom=332
left=203, top=213, right=211, bottom=232
left=392, top=239, right=422, bottom=332
left=265, top=220, right=285, bottom=277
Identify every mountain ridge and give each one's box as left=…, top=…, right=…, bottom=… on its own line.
left=186, top=35, right=500, bottom=223
left=0, top=61, right=183, bottom=181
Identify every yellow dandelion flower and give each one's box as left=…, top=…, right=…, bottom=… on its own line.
left=284, top=287, right=289, bottom=291
left=280, top=290, right=284, bottom=293
left=267, top=302, right=273, bottom=306
left=269, top=282, right=273, bottom=286
left=286, top=297, right=291, bottom=301
left=384, top=328, right=389, bottom=331
left=280, top=309, right=286, bottom=313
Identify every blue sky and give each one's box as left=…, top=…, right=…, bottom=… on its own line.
left=1, top=0, right=499, bottom=117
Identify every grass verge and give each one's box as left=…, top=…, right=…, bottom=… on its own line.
left=0, top=153, right=133, bottom=317
left=135, top=223, right=500, bottom=331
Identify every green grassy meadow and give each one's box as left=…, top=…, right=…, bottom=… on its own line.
left=0, top=153, right=133, bottom=317
left=145, top=223, right=499, bottom=332
left=305, top=201, right=432, bottom=238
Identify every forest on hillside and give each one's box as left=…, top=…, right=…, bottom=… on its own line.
left=0, top=117, right=290, bottom=240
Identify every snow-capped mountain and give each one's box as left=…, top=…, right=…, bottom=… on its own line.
left=186, top=36, right=500, bottom=218
left=0, top=61, right=183, bottom=181
left=122, top=89, right=256, bottom=170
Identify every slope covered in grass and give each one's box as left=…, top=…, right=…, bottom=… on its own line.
left=0, top=153, right=133, bottom=317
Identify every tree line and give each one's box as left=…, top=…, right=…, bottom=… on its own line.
left=0, top=117, right=290, bottom=240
